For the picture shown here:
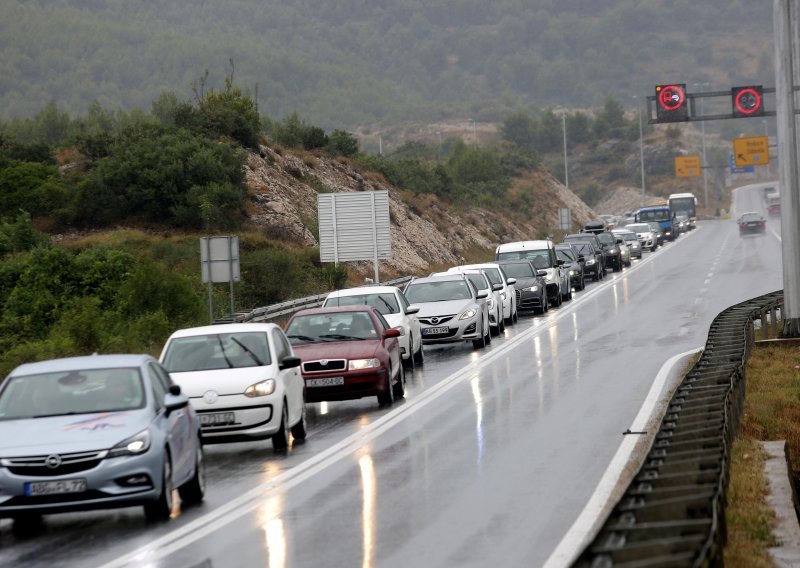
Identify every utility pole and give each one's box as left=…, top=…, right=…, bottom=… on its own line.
left=561, top=111, right=569, bottom=189
left=634, top=98, right=645, bottom=207
left=774, top=0, right=800, bottom=335
left=694, top=82, right=710, bottom=213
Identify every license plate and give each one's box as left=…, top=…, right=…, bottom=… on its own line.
left=25, top=479, right=86, bottom=496
left=200, top=412, right=236, bottom=426
left=306, top=376, right=344, bottom=387
left=422, top=326, right=449, bottom=336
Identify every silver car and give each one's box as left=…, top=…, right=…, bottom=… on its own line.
left=624, top=223, right=658, bottom=252
left=404, top=274, right=491, bottom=350
left=0, top=354, right=204, bottom=524
left=613, top=229, right=642, bottom=259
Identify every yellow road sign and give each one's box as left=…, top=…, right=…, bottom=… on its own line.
left=675, top=155, right=701, bottom=177
left=733, top=136, right=769, bottom=167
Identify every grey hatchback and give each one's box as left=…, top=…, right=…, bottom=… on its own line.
left=0, top=354, right=204, bottom=524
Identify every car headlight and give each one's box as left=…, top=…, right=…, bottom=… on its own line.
left=460, top=308, right=477, bottom=320
left=245, top=379, right=276, bottom=397
left=348, top=358, right=380, bottom=370
left=523, top=286, right=538, bottom=292
left=586, top=259, right=596, bottom=266
left=608, top=248, right=617, bottom=254
left=500, top=292, right=506, bottom=300
left=487, top=297, right=495, bottom=309
left=569, top=270, right=576, bottom=275
left=109, top=429, right=151, bottom=458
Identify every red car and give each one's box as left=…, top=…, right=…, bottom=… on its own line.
left=284, top=306, right=405, bottom=406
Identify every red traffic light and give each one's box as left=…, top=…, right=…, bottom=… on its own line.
left=655, top=84, right=688, bottom=123
left=732, top=86, right=764, bottom=118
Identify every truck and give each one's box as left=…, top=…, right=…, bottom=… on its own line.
left=767, top=192, right=781, bottom=217
left=636, top=205, right=677, bottom=241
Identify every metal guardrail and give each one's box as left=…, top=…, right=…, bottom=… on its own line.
left=572, top=289, right=784, bottom=568
left=213, top=276, right=414, bottom=324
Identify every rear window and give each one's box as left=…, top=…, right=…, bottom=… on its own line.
left=323, top=293, right=400, bottom=315
left=496, top=249, right=551, bottom=267
left=405, top=280, right=472, bottom=303
left=500, top=263, right=534, bottom=278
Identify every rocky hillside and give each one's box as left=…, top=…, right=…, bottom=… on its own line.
left=244, top=145, right=598, bottom=277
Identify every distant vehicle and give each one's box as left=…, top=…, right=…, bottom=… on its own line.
left=403, top=273, right=491, bottom=350
left=555, top=243, right=586, bottom=290
left=495, top=240, right=571, bottom=306
left=160, top=323, right=307, bottom=451
left=738, top=212, right=767, bottom=236
left=323, top=286, right=424, bottom=368
left=637, top=205, right=677, bottom=241
left=583, top=220, right=607, bottom=234
left=647, top=221, right=665, bottom=247
left=767, top=192, right=781, bottom=217
left=0, top=354, right=204, bottom=524
left=674, top=214, right=690, bottom=234
left=285, top=306, right=405, bottom=406
left=564, top=233, right=606, bottom=273
left=449, top=263, right=518, bottom=325
left=612, top=229, right=642, bottom=259
left=625, top=222, right=658, bottom=252
left=668, top=192, right=697, bottom=230
left=566, top=240, right=604, bottom=281
left=495, top=260, right=548, bottom=314
left=599, top=215, right=617, bottom=229
left=594, top=231, right=624, bottom=272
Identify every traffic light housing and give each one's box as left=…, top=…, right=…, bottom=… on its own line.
left=655, top=84, right=688, bottom=123
left=732, top=85, right=764, bottom=118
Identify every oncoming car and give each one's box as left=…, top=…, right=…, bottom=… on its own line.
left=160, top=324, right=307, bottom=451
left=0, top=355, right=204, bottom=525
left=285, top=306, right=405, bottom=406
left=323, top=286, right=424, bottom=369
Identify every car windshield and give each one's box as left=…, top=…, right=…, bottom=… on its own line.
left=626, top=224, right=651, bottom=233
left=574, top=243, right=593, bottom=256
left=405, top=280, right=472, bottom=303
left=463, top=273, right=489, bottom=291
left=615, top=232, right=637, bottom=242
left=741, top=213, right=762, bottom=222
left=0, top=367, right=145, bottom=420
left=163, top=332, right=272, bottom=372
left=638, top=209, right=670, bottom=222
left=479, top=268, right=502, bottom=286
left=648, top=222, right=662, bottom=232
left=596, top=233, right=614, bottom=245
left=286, top=311, right=378, bottom=344
left=499, top=263, right=534, bottom=278
left=496, top=249, right=551, bottom=266
left=556, top=249, right=575, bottom=262
left=324, top=293, right=400, bottom=315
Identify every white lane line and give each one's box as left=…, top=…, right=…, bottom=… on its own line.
left=542, top=348, right=702, bottom=568
left=98, top=229, right=702, bottom=568
left=772, top=229, right=782, bottom=242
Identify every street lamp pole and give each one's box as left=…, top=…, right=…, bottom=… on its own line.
left=561, top=111, right=569, bottom=189
left=469, top=119, right=477, bottom=144
left=637, top=101, right=645, bottom=207
left=694, top=82, right=710, bottom=212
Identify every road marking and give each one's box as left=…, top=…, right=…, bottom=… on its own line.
left=772, top=229, right=782, bottom=242
left=98, top=229, right=702, bottom=568
left=542, top=348, right=702, bottom=568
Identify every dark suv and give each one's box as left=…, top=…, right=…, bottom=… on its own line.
left=496, top=260, right=548, bottom=314
left=563, top=239, right=604, bottom=281
left=555, top=243, right=585, bottom=291
left=593, top=231, right=624, bottom=272
left=564, top=233, right=605, bottom=273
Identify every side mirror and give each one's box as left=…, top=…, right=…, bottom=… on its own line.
left=506, top=277, right=517, bottom=285
left=536, top=269, right=548, bottom=277
left=164, top=389, right=189, bottom=416
left=492, top=283, right=503, bottom=291
left=476, top=290, right=489, bottom=299
left=279, top=356, right=302, bottom=370
left=385, top=328, right=402, bottom=338
left=556, top=259, right=565, bottom=266
left=616, top=238, right=623, bottom=244
left=577, top=255, right=585, bottom=262
left=405, top=305, right=420, bottom=315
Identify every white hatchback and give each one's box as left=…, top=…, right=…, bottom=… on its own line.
left=323, top=286, right=424, bottom=369
left=159, top=323, right=307, bottom=451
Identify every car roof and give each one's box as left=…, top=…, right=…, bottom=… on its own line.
left=455, top=263, right=503, bottom=270
left=325, top=286, right=400, bottom=298
left=495, top=240, right=553, bottom=252
left=10, top=354, right=155, bottom=377
left=292, top=305, right=380, bottom=317
left=167, top=323, right=282, bottom=339
left=408, top=274, right=467, bottom=284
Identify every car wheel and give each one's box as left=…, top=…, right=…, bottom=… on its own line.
left=580, top=275, right=586, bottom=290
left=377, top=369, right=395, bottom=406
left=392, top=363, right=406, bottom=399
left=472, top=320, right=487, bottom=349
left=271, top=402, right=290, bottom=451
left=413, top=342, right=425, bottom=366
left=485, top=315, right=492, bottom=344
left=512, top=306, right=518, bottom=322
left=144, top=454, right=173, bottom=522
left=290, top=400, right=308, bottom=441
left=497, top=308, right=505, bottom=333
left=178, top=442, right=205, bottom=506
left=543, top=294, right=549, bottom=313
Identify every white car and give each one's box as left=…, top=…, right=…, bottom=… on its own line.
left=433, top=269, right=504, bottom=335
left=159, top=323, right=307, bottom=451
left=323, top=285, right=424, bottom=368
left=624, top=223, right=658, bottom=252
left=448, top=263, right=517, bottom=326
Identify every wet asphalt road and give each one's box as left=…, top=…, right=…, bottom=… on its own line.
left=0, top=184, right=784, bottom=568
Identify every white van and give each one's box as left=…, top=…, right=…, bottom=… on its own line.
left=495, top=240, right=571, bottom=306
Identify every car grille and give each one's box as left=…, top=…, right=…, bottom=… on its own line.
left=302, top=359, right=347, bottom=373
left=2, top=450, right=107, bottom=477
left=418, top=315, right=455, bottom=326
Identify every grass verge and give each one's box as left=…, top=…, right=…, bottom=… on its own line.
left=724, top=342, right=800, bottom=566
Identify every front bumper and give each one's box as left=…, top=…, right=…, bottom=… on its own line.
left=303, top=369, right=389, bottom=402
left=419, top=318, right=481, bottom=344
left=190, top=394, right=279, bottom=443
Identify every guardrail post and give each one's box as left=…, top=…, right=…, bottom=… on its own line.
left=762, top=309, right=770, bottom=340
left=771, top=305, right=780, bottom=336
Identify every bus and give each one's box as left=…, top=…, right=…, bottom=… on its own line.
left=636, top=205, right=677, bottom=241
left=767, top=192, right=781, bottom=217
left=668, top=192, right=697, bottom=230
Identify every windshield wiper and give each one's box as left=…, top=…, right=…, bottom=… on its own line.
left=378, top=296, right=397, bottom=314
left=287, top=334, right=316, bottom=342
left=231, top=337, right=264, bottom=366
left=318, top=333, right=366, bottom=341
left=216, top=335, right=234, bottom=368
